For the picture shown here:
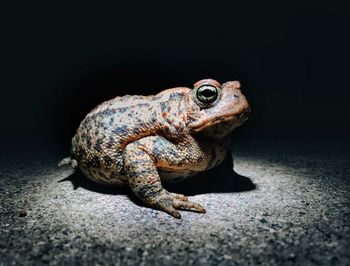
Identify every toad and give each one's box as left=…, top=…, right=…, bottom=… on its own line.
left=59, top=79, right=250, bottom=218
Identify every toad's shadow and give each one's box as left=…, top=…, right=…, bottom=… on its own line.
left=59, top=153, right=256, bottom=204
left=166, top=153, right=256, bottom=195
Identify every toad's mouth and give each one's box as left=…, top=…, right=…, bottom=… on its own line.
left=189, top=109, right=250, bottom=132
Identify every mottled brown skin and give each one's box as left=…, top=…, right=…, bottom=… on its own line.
left=59, top=79, right=250, bottom=218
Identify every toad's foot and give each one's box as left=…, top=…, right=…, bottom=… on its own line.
left=149, top=191, right=206, bottom=219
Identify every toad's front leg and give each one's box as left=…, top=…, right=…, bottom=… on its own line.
left=123, top=138, right=205, bottom=219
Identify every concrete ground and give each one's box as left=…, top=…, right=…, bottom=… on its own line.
left=0, top=134, right=349, bottom=265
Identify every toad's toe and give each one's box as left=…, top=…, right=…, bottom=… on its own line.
left=173, top=199, right=206, bottom=213
left=153, top=191, right=206, bottom=218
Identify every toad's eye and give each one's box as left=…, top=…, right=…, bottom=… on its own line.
left=196, top=85, right=218, bottom=104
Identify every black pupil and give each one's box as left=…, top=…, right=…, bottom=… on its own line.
left=201, top=88, right=215, bottom=98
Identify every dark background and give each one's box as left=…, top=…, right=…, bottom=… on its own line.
left=1, top=2, right=350, bottom=264
left=1, top=1, right=349, bottom=150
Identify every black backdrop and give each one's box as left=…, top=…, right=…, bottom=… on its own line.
left=2, top=1, right=349, bottom=148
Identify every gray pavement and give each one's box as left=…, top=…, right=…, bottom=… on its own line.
left=0, top=137, right=349, bottom=265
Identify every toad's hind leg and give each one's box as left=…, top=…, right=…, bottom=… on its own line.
left=123, top=140, right=205, bottom=219
left=58, top=156, right=78, bottom=169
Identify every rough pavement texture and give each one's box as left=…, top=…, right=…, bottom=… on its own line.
left=0, top=136, right=349, bottom=265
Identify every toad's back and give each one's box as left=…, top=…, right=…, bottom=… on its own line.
left=71, top=89, right=190, bottom=184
